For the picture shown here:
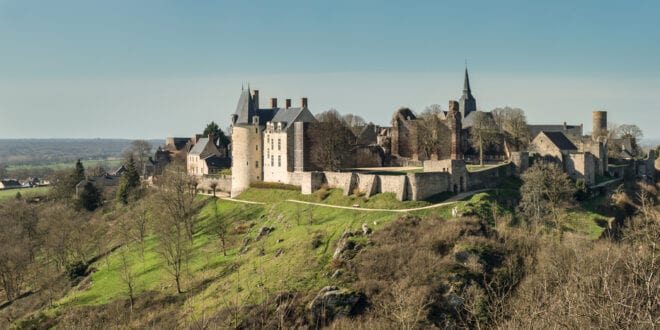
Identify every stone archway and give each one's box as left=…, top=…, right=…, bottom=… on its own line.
left=459, top=176, right=464, bottom=192
left=453, top=184, right=458, bottom=194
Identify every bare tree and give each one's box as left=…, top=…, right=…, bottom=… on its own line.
left=491, top=107, right=530, bottom=151
left=124, top=140, right=152, bottom=176
left=310, top=109, right=356, bottom=171
left=468, top=112, right=499, bottom=165
left=150, top=165, right=199, bottom=293
left=519, top=162, right=576, bottom=231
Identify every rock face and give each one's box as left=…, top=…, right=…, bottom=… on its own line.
left=332, top=232, right=356, bottom=260
left=255, top=226, right=275, bottom=240
left=308, top=286, right=365, bottom=323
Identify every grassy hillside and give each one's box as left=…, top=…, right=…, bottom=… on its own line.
left=9, top=184, right=617, bottom=328
left=0, top=186, right=50, bottom=202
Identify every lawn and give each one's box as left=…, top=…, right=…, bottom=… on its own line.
left=0, top=186, right=51, bottom=202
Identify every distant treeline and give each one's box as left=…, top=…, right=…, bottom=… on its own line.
left=0, top=139, right=164, bottom=167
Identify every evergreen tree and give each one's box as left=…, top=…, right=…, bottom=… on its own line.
left=79, top=182, right=102, bottom=211
left=117, top=156, right=141, bottom=204
left=203, top=121, right=230, bottom=148
left=74, top=159, right=85, bottom=183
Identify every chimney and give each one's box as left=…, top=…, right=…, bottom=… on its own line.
left=285, top=98, right=291, bottom=109
left=301, top=97, right=308, bottom=108
left=448, top=100, right=459, bottom=112
left=270, top=98, right=278, bottom=108
left=195, top=134, right=202, bottom=143
left=252, top=90, right=259, bottom=108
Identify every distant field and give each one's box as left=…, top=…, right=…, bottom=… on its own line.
left=6, top=158, right=123, bottom=171
left=0, top=186, right=50, bottom=201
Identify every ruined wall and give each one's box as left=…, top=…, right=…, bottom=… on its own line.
left=353, top=146, right=384, bottom=168
left=565, top=152, right=596, bottom=185
left=510, top=151, right=529, bottom=177
left=406, top=172, right=450, bottom=201
left=467, top=163, right=513, bottom=190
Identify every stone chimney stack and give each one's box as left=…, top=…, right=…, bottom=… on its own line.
left=449, top=100, right=459, bottom=113
left=252, top=90, right=259, bottom=108
left=270, top=98, right=277, bottom=108
left=285, top=99, right=291, bottom=109
left=301, top=97, right=308, bottom=108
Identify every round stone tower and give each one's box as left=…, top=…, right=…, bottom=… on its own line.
left=592, top=111, right=607, bottom=141
left=231, top=121, right=263, bottom=197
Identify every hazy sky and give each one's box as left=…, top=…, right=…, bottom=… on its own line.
left=1, top=0, right=658, bottom=139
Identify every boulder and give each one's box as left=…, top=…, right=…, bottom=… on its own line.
left=308, top=286, right=365, bottom=323
left=361, top=223, right=372, bottom=235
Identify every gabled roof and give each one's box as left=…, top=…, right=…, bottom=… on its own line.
left=540, top=131, right=578, bottom=151
left=0, top=179, right=21, bottom=188
left=189, top=138, right=212, bottom=156
left=270, top=107, right=316, bottom=130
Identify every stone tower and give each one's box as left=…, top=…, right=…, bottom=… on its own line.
left=447, top=100, right=462, bottom=159
left=592, top=110, right=607, bottom=141
left=458, top=67, right=477, bottom=118
left=230, top=88, right=264, bottom=197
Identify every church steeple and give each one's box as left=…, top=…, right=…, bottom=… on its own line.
left=459, top=65, right=477, bottom=118
left=463, top=67, right=472, bottom=95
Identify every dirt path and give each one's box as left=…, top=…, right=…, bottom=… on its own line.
left=284, top=189, right=490, bottom=213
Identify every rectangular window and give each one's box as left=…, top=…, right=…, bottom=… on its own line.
left=255, top=161, right=259, bottom=168
left=271, top=155, right=274, bottom=166
left=271, top=139, right=274, bottom=150
left=278, top=155, right=281, bottom=167
left=278, top=138, right=281, bottom=150
left=256, top=144, right=258, bottom=150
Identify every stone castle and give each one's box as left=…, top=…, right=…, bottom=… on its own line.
left=173, top=68, right=654, bottom=200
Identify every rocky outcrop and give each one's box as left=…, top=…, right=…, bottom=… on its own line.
left=308, top=286, right=365, bottom=323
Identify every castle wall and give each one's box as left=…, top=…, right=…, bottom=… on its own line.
left=406, top=172, right=450, bottom=201
left=565, top=152, right=596, bottom=185
left=324, top=172, right=357, bottom=196
left=197, top=175, right=232, bottom=194
left=376, top=175, right=407, bottom=201
left=467, top=163, right=513, bottom=190
left=356, top=173, right=378, bottom=197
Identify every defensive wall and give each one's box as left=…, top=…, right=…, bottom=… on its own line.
left=299, top=162, right=515, bottom=201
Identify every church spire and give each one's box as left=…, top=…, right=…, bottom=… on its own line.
left=463, top=66, right=471, bottom=95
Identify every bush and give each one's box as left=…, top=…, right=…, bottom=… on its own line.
left=65, top=261, right=88, bottom=281
left=250, top=181, right=300, bottom=190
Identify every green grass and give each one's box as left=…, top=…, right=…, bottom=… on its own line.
left=0, top=186, right=50, bottom=202
left=54, top=195, right=403, bottom=326
left=236, top=187, right=430, bottom=209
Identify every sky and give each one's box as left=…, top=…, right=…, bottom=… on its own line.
left=0, top=0, right=658, bottom=140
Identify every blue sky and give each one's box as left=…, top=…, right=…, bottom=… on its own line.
left=0, top=0, right=658, bottom=139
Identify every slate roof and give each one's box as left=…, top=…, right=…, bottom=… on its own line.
left=204, top=155, right=231, bottom=170
left=234, top=89, right=256, bottom=124
left=169, top=138, right=190, bottom=151
left=541, top=131, right=578, bottom=151
left=527, top=124, right=582, bottom=139
left=270, top=107, right=316, bottom=130
left=189, top=138, right=211, bottom=155
left=0, top=179, right=22, bottom=188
